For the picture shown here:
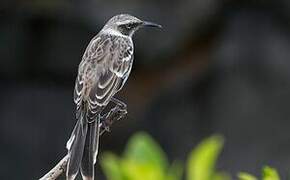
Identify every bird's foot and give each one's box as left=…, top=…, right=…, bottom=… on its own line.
left=100, top=105, right=127, bottom=133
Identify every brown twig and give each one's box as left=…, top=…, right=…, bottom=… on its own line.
left=39, top=106, right=127, bottom=180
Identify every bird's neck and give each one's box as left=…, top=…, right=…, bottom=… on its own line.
left=101, top=28, right=132, bottom=39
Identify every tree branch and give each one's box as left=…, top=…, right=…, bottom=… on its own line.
left=39, top=106, right=127, bottom=180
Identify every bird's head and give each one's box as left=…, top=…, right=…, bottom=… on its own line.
left=102, top=14, right=162, bottom=37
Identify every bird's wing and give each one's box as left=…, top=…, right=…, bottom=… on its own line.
left=73, top=34, right=133, bottom=119
left=87, top=35, right=133, bottom=119
left=73, top=35, right=105, bottom=111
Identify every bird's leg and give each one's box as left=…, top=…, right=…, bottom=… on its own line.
left=100, top=98, right=127, bottom=133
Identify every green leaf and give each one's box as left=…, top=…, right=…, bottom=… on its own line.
left=238, top=172, right=258, bottom=180
left=123, top=132, right=168, bottom=170
left=187, top=135, right=224, bottom=180
left=262, top=166, right=280, bottom=180
left=121, top=158, right=165, bottom=180
left=100, top=152, right=124, bottom=180
left=120, top=132, right=169, bottom=180
left=213, top=172, right=231, bottom=180
left=166, top=161, right=183, bottom=180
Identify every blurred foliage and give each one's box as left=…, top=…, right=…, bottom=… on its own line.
left=262, top=166, right=280, bottom=180
left=237, top=166, right=281, bottom=180
left=100, top=132, right=182, bottom=180
left=238, top=172, right=258, bottom=180
left=187, top=135, right=226, bottom=180
left=100, top=132, right=280, bottom=180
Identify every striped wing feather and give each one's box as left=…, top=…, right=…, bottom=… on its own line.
left=74, top=34, right=133, bottom=120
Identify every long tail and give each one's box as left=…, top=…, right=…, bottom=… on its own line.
left=66, top=107, right=100, bottom=180
left=80, top=115, right=100, bottom=180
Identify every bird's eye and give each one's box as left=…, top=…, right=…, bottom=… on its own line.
left=125, top=24, right=132, bottom=29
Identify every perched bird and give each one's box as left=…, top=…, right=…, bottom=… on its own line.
left=66, top=14, right=161, bottom=180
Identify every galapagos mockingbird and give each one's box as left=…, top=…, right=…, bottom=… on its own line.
left=66, top=14, right=161, bottom=180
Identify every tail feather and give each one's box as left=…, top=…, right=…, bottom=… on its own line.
left=66, top=109, right=101, bottom=180
left=93, top=115, right=101, bottom=164
left=80, top=115, right=100, bottom=180
left=66, top=111, right=88, bottom=180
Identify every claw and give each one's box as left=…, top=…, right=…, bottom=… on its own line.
left=99, top=98, right=128, bottom=133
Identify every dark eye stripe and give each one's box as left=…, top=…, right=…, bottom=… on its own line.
left=124, top=23, right=134, bottom=28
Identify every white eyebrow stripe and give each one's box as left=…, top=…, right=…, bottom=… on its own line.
left=116, top=20, right=132, bottom=25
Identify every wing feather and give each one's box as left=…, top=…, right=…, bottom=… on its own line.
left=74, top=34, right=133, bottom=120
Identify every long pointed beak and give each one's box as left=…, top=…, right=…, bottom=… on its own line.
left=142, top=21, right=162, bottom=28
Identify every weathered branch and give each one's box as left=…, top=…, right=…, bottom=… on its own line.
left=39, top=106, right=127, bottom=180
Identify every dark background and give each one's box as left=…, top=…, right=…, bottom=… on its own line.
left=1, top=0, right=290, bottom=179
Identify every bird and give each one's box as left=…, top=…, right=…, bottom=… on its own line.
left=65, top=14, right=162, bottom=180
